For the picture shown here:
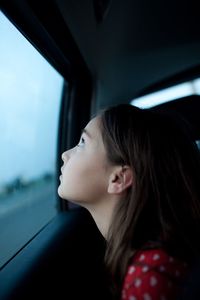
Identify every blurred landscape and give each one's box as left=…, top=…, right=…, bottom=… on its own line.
left=0, top=174, right=58, bottom=267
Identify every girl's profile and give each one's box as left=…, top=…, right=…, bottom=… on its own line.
left=58, top=104, right=200, bottom=300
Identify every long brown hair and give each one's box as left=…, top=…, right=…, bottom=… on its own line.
left=98, top=104, right=200, bottom=298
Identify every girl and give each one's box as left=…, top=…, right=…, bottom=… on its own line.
left=58, top=104, right=200, bottom=300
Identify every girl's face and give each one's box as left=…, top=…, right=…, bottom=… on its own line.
left=58, top=116, right=111, bottom=205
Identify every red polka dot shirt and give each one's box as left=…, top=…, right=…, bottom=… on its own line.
left=121, top=248, right=189, bottom=300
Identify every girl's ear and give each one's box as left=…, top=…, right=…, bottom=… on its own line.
left=107, top=165, right=134, bottom=194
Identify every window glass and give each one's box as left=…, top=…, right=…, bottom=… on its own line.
left=131, top=78, right=200, bottom=108
left=0, top=12, right=64, bottom=267
left=196, top=140, right=200, bottom=150
left=131, top=78, right=200, bottom=149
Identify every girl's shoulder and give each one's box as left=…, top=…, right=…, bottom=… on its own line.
left=133, top=247, right=188, bottom=269
left=121, top=247, right=189, bottom=300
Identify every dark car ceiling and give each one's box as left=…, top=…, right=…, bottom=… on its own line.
left=55, top=0, right=200, bottom=107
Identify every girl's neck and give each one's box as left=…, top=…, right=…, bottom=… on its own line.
left=85, top=196, right=118, bottom=239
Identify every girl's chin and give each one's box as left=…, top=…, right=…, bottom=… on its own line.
left=57, top=185, right=64, bottom=198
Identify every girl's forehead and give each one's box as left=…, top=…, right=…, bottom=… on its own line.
left=86, top=116, right=101, bottom=135
left=85, top=116, right=105, bottom=148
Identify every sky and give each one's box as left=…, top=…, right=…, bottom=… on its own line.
left=0, top=12, right=64, bottom=187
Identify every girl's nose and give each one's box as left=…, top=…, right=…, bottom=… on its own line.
left=61, top=150, right=69, bottom=162
left=61, top=147, right=74, bottom=162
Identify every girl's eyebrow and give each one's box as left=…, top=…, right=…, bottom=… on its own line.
left=82, top=128, right=92, bottom=139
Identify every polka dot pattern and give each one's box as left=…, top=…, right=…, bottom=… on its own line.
left=129, top=266, right=136, bottom=274
left=143, top=293, right=152, bottom=300
left=121, top=248, right=189, bottom=300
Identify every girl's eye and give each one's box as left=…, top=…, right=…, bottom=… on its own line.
left=77, top=137, right=85, bottom=147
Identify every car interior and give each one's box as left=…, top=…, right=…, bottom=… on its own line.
left=0, top=0, right=200, bottom=299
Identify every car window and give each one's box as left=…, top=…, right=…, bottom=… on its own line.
left=0, top=11, right=65, bottom=268
left=131, top=78, right=200, bottom=108
left=131, top=79, right=200, bottom=149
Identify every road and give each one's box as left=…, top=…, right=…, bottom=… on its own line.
left=0, top=180, right=58, bottom=268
